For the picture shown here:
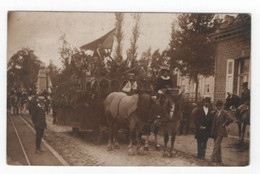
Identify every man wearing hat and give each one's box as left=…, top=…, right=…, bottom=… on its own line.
left=122, top=73, right=138, bottom=95
left=210, top=100, right=233, bottom=164
left=33, top=96, right=47, bottom=154
left=194, top=97, right=214, bottom=159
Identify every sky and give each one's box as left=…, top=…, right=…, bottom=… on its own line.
left=7, top=12, right=178, bottom=68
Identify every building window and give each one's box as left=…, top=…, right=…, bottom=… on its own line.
left=240, top=59, right=250, bottom=74
left=204, top=84, right=210, bottom=94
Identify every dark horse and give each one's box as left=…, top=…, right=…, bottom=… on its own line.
left=153, top=92, right=183, bottom=157
left=225, top=93, right=250, bottom=143
left=104, top=92, right=162, bottom=155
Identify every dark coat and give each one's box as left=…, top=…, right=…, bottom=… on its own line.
left=211, top=110, right=233, bottom=138
left=241, top=88, right=250, bottom=104
left=33, top=105, right=47, bottom=129
left=155, top=76, right=173, bottom=92
left=194, top=107, right=214, bottom=139
left=28, top=98, right=37, bottom=114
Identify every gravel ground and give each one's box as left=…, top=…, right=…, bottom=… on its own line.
left=22, top=113, right=249, bottom=166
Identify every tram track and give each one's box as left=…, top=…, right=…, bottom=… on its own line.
left=19, top=115, right=70, bottom=166
left=8, top=117, right=31, bottom=165
left=7, top=115, right=69, bottom=166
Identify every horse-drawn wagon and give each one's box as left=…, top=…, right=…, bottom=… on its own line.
left=53, top=75, right=125, bottom=141
left=53, top=71, right=156, bottom=141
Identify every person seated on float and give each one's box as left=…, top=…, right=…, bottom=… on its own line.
left=122, top=73, right=138, bottom=95
left=155, top=67, right=174, bottom=98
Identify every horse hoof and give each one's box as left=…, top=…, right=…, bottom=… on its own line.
left=107, top=146, right=113, bottom=151
left=137, top=147, right=145, bottom=155
left=128, top=148, right=136, bottom=156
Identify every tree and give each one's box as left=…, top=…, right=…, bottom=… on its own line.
left=168, top=14, right=222, bottom=101
left=139, top=47, right=152, bottom=76
left=46, top=60, right=61, bottom=87
left=7, top=48, right=42, bottom=91
left=126, top=13, right=141, bottom=68
left=58, top=33, right=87, bottom=79
left=114, top=13, right=124, bottom=62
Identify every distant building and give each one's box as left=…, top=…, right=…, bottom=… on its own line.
left=211, top=14, right=251, bottom=102
left=177, top=74, right=215, bottom=102
left=37, top=67, right=52, bottom=94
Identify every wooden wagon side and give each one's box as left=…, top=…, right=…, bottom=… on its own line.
left=54, top=76, right=123, bottom=137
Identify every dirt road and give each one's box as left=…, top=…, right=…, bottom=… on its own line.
left=7, top=113, right=249, bottom=166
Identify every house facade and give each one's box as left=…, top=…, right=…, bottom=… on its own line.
left=177, top=74, right=215, bottom=102
left=211, top=14, right=251, bottom=102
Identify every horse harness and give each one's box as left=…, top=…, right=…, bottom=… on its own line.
left=116, top=95, right=128, bottom=117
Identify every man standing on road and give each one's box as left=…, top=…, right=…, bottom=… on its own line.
left=210, top=100, right=233, bottom=164
left=33, top=96, right=47, bottom=154
left=194, top=97, right=214, bottom=159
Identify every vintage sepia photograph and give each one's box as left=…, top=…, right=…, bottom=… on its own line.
left=6, top=12, right=250, bottom=166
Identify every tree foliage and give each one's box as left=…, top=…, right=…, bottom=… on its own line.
left=168, top=14, right=222, bottom=78
left=46, top=60, right=60, bottom=87
left=7, top=48, right=42, bottom=90
left=126, top=13, right=141, bottom=68
left=168, top=14, right=222, bottom=101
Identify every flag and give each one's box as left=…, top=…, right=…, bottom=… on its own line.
left=80, top=28, right=116, bottom=50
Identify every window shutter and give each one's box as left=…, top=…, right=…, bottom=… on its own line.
left=226, top=59, right=235, bottom=96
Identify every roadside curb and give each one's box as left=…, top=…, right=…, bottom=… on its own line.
left=19, top=115, right=70, bottom=166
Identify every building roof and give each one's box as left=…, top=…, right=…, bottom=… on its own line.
left=210, top=14, right=251, bottom=41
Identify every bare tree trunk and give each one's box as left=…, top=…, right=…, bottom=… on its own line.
left=114, top=13, right=124, bottom=62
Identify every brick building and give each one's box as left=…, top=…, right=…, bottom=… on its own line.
left=211, top=14, right=251, bottom=102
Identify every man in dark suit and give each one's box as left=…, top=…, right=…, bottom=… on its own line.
left=194, top=97, right=214, bottom=159
left=210, top=100, right=233, bottom=164
left=27, top=95, right=38, bottom=124
left=33, top=96, right=47, bottom=154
